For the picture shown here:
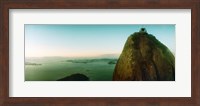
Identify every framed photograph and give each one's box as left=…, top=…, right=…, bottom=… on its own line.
left=0, top=0, right=199, bottom=105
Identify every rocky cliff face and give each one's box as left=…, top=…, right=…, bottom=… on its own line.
left=113, top=28, right=175, bottom=81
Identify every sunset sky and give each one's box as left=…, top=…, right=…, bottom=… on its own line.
left=25, top=24, right=175, bottom=57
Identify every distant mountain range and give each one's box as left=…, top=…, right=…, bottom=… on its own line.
left=25, top=53, right=120, bottom=60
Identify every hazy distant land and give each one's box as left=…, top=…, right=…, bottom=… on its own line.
left=25, top=54, right=119, bottom=81
left=65, top=58, right=117, bottom=64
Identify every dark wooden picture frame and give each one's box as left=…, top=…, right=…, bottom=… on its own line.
left=0, top=0, right=200, bottom=106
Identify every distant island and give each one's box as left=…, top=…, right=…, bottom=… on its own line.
left=108, top=60, right=117, bottom=65
left=65, top=58, right=118, bottom=64
left=25, top=62, right=42, bottom=66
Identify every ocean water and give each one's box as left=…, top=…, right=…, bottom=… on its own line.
left=25, top=57, right=116, bottom=81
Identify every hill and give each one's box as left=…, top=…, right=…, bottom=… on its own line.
left=113, top=28, right=175, bottom=81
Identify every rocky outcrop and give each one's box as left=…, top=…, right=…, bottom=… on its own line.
left=57, top=73, right=89, bottom=81
left=113, top=28, right=175, bottom=81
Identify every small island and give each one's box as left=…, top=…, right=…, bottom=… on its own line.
left=66, top=58, right=118, bottom=64
left=108, top=60, right=117, bottom=65
left=25, top=62, right=42, bottom=66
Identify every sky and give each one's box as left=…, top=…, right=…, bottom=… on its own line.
left=25, top=24, right=175, bottom=57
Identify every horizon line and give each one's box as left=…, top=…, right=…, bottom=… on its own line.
left=25, top=54, right=120, bottom=58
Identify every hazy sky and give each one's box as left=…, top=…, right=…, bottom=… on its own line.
left=25, top=24, right=175, bottom=57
